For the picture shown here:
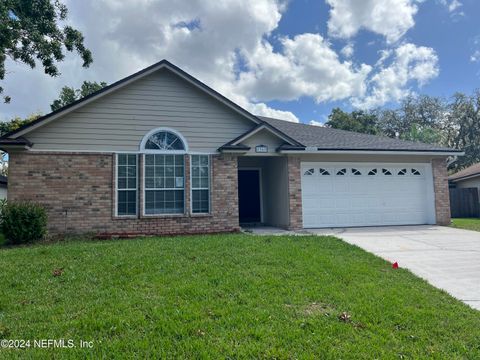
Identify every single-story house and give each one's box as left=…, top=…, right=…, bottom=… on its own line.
left=0, top=60, right=462, bottom=236
left=449, top=163, right=480, bottom=201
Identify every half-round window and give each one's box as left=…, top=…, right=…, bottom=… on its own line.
left=144, top=130, right=186, bottom=151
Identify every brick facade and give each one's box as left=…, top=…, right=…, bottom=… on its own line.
left=432, top=157, right=451, bottom=226
left=287, top=156, right=303, bottom=230
left=7, top=151, right=452, bottom=235
left=8, top=152, right=240, bottom=236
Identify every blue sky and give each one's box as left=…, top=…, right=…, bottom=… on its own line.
left=268, top=0, right=480, bottom=123
left=1, top=0, right=479, bottom=125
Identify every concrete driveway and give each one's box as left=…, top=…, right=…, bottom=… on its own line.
left=309, top=225, right=480, bottom=310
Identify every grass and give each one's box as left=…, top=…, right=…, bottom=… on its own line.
left=451, top=218, right=480, bottom=232
left=1, top=234, right=480, bottom=358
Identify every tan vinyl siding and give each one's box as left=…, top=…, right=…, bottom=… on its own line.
left=263, top=157, right=289, bottom=227
left=26, top=69, right=254, bottom=152
left=242, top=129, right=284, bottom=155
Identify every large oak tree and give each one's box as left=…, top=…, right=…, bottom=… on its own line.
left=0, top=0, right=93, bottom=103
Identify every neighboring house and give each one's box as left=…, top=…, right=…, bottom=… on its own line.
left=0, top=60, right=462, bottom=236
left=0, top=175, right=7, bottom=200
left=449, top=163, right=480, bottom=201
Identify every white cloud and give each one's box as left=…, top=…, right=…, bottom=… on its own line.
left=448, top=0, right=462, bottom=12
left=326, top=0, right=419, bottom=43
left=341, top=43, right=354, bottom=58
left=0, top=0, right=439, bottom=124
left=248, top=102, right=299, bottom=122
left=237, top=33, right=372, bottom=103
left=309, top=120, right=324, bottom=126
left=353, top=43, right=439, bottom=108
left=1, top=0, right=299, bottom=121
left=471, top=50, right=480, bottom=63
left=438, top=0, right=464, bottom=18
left=438, top=0, right=462, bottom=12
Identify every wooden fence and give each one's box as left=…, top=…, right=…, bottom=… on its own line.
left=449, top=188, right=480, bottom=218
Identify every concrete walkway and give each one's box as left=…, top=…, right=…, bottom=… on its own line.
left=244, top=225, right=480, bottom=310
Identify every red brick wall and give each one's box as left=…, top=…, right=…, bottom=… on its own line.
left=8, top=152, right=240, bottom=236
left=432, top=158, right=451, bottom=225
left=287, top=156, right=303, bottom=230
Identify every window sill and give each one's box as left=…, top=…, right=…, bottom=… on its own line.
left=112, top=213, right=212, bottom=220
left=113, top=215, right=138, bottom=220
left=141, top=213, right=187, bottom=219
left=190, top=213, right=212, bottom=218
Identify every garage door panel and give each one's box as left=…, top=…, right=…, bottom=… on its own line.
left=301, top=162, right=434, bottom=228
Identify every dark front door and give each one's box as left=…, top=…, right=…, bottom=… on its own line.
left=238, top=169, right=261, bottom=224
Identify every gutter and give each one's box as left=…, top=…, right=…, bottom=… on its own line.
left=278, top=149, right=465, bottom=156
left=449, top=172, right=480, bottom=183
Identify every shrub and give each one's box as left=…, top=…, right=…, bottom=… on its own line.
left=1, top=202, right=47, bottom=244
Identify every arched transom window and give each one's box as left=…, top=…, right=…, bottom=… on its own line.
left=143, top=130, right=186, bottom=151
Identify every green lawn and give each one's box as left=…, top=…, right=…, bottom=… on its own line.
left=1, top=234, right=479, bottom=358
left=451, top=218, right=480, bottom=232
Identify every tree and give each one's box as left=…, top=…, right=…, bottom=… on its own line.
left=443, top=92, right=480, bottom=171
left=50, top=81, right=107, bottom=111
left=0, top=113, right=41, bottom=136
left=401, top=123, right=443, bottom=144
left=325, top=108, right=379, bottom=135
left=0, top=0, right=93, bottom=103
left=375, top=95, right=447, bottom=141
left=0, top=113, right=41, bottom=176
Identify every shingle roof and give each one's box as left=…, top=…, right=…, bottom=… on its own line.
left=449, top=163, right=480, bottom=181
left=259, top=116, right=460, bottom=153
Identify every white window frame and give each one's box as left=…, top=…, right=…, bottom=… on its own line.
left=115, top=153, right=138, bottom=217
left=142, top=153, right=186, bottom=216
left=190, top=154, right=211, bottom=214
left=139, top=127, right=189, bottom=154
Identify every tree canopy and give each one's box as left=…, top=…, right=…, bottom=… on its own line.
left=50, top=81, right=107, bottom=111
left=326, top=108, right=379, bottom=135
left=0, top=113, right=41, bottom=136
left=325, top=92, right=480, bottom=171
left=0, top=0, right=93, bottom=103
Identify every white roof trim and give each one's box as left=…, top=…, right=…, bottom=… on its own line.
left=10, top=61, right=261, bottom=139
left=219, top=149, right=250, bottom=154
left=279, top=150, right=464, bottom=156
left=449, top=173, right=480, bottom=182
left=230, top=124, right=297, bottom=146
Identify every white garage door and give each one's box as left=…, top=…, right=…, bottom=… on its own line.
left=301, top=162, right=436, bottom=228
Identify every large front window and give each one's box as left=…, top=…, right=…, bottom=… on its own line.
left=114, top=128, right=189, bottom=217
left=144, top=154, right=185, bottom=214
